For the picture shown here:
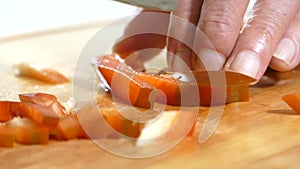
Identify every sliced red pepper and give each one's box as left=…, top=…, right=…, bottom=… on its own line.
left=98, top=54, right=155, bottom=108
left=15, top=63, right=69, bottom=84
left=197, top=84, right=249, bottom=106
left=1, top=94, right=64, bottom=128
left=19, top=93, right=67, bottom=117
left=0, top=123, right=14, bottom=148
left=97, top=54, right=253, bottom=108
left=51, top=114, right=86, bottom=140
left=10, top=102, right=60, bottom=128
left=282, top=94, right=300, bottom=114
left=136, top=73, right=180, bottom=105
left=101, top=107, right=141, bottom=138
left=97, top=94, right=193, bottom=138
left=8, top=117, right=49, bottom=145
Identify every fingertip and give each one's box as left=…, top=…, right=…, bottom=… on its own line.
left=270, top=37, right=300, bottom=72
left=224, top=50, right=262, bottom=80
left=273, top=38, right=296, bottom=65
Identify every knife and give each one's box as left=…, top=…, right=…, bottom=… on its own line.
left=169, top=70, right=256, bottom=86
left=112, top=0, right=177, bottom=11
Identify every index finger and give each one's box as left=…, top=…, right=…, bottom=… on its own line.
left=225, top=0, right=300, bottom=80
left=113, top=9, right=170, bottom=59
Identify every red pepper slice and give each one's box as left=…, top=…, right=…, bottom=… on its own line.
left=19, top=93, right=67, bottom=117
left=10, top=102, right=60, bottom=128
left=0, top=93, right=65, bottom=128
left=101, top=107, right=141, bottom=138
left=97, top=54, right=253, bottom=108
left=51, top=114, right=86, bottom=140
left=8, top=117, right=49, bottom=145
left=15, top=63, right=69, bottom=84
left=98, top=54, right=155, bottom=108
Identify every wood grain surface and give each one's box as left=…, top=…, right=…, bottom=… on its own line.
left=0, top=22, right=300, bottom=169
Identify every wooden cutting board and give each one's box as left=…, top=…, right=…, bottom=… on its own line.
left=1, top=22, right=300, bottom=169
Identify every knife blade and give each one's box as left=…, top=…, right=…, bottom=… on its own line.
left=91, top=57, right=111, bottom=92
left=169, top=70, right=256, bottom=86
left=112, top=0, right=177, bottom=11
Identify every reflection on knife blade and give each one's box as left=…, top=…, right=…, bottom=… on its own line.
left=168, top=70, right=256, bottom=86
left=112, top=0, right=177, bottom=11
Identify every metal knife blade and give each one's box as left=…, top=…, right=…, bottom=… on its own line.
left=91, top=57, right=111, bottom=92
left=170, top=70, right=256, bottom=86
left=112, top=0, right=177, bottom=11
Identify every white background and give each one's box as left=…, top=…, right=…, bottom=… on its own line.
left=0, top=0, right=137, bottom=38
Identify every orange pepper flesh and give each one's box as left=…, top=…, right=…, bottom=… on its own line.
left=1, top=93, right=64, bottom=129
left=15, top=63, right=70, bottom=84
left=0, top=101, right=12, bottom=122
left=97, top=54, right=250, bottom=108
left=101, top=107, right=141, bottom=138
left=197, top=85, right=249, bottom=106
left=282, top=94, right=300, bottom=114
left=51, top=114, right=85, bottom=140
left=10, top=102, right=60, bottom=129
left=96, top=94, right=142, bottom=138
left=98, top=54, right=155, bottom=108
left=0, top=124, right=14, bottom=148
left=137, top=73, right=179, bottom=105
left=9, top=118, right=49, bottom=145
left=18, top=93, right=67, bottom=117
left=98, top=54, right=182, bottom=107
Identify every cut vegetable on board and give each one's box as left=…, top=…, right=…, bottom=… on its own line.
left=95, top=53, right=256, bottom=108
left=282, top=94, right=300, bottom=114
left=0, top=123, right=15, bottom=148
left=8, top=117, right=49, bottom=145
left=0, top=93, right=88, bottom=147
left=14, top=63, right=70, bottom=84
left=0, top=54, right=259, bottom=149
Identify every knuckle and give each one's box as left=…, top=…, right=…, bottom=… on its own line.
left=245, top=1, right=298, bottom=42
left=200, top=5, right=237, bottom=35
left=253, top=20, right=277, bottom=43
left=247, top=11, right=290, bottom=42
left=200, top=3, right=238, bottom=35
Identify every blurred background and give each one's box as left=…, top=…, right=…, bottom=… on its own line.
left=0, top=0, right=137, bottom=38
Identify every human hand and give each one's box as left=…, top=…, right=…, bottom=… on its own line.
left=113, top=0, right=300, bottom=81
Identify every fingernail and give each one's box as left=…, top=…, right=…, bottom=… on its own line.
left=227, top=50, right=260, bottom=78
left=273, top=38, right=296, bottom=65
left=197, top=49, right=226, bottom=70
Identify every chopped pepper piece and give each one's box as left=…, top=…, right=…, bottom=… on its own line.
left=19, top=93, right=67, bottom=117
left=14, top=63, right=69, bottom=84
left=0, top=101, right=12, bottom=122
left=10, top=102, right=60, bottom=129
left=0, top=123, right=14, bottom=148
left=283, top=94, right=300, bottom=114
left=8, top=117, right=49, bottom=145
left=101, top=107, right=141, bottom=138
left=51, top=114, right=86, bottom=140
